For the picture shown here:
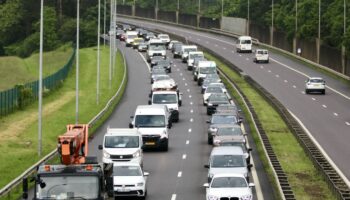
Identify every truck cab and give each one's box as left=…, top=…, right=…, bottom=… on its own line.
left=194, top=61, right=217, bottom=85
left=99, top=128, right=143, bottom=166
left=146, top=39, right=166, bottom=62
left=236, top=36, right=252, bottom=53
left=129, top=105, right=172, bottom=151
left=125, top=31, right=138, bottom=47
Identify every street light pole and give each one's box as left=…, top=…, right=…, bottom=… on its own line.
left=97, top=0, right=101, bottom=105
left=109, top=0, right=112, bottom=89
left=103, top=0, right=106, bottom=46
left=38, top=0, right=44, bottom=157
left=271, top=0, right=274, bottom=45
left=221, top=0, right=224, bottom=18
left=76, top=0, right=80, bottom=124
left=247, top=0, right=250, bottom=35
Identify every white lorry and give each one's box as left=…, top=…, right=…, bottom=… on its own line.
left=146, top=38, right=167, bottom=62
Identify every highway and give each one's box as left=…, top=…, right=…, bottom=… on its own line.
left=117, top=17, right=350, bottom=184
left=87, top=40, right=275, bottom=199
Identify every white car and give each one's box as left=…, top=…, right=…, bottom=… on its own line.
left=113, top=163, right=149, bottom=199
left=305, top=77, right=326, bottom=94
left=203, top=173, right=255, bottom=200
left=254, top=49, right=269, bottom=63
left=158, top=34, right=170, bottom=44
left=168, top=40, right=179, bottom=50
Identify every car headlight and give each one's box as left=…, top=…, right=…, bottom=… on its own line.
left=133, top=150, right=140, bottom=158
left=241, top=194, right=252, bottom=200
left=160, top=130, right=167, bottom=139
left=213, top=139, right=221, bottom=144
left=136, top=182, right=144, bottom=187
left=103, top=151, right=110, bottom=158
left=207, top=195, right=219, bottom=200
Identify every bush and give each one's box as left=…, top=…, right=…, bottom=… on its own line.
left=16, top=85, right=34, bottom=110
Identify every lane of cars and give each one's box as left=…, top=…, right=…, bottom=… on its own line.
left=101, top=23, right=259, bottom=200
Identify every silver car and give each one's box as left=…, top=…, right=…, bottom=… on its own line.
left=204, top=146, right=253, bottom=183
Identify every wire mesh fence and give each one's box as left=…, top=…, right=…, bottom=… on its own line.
left=0, top=49, right=76, bottom=117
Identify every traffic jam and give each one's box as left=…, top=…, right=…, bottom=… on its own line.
left=100, top=24, right=256, bottom=200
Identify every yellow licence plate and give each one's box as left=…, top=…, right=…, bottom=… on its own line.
left=145, top=142, right=155, bottom=145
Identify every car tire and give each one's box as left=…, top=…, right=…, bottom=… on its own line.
left=305, top=89, right=309, bottom=94
left=140, top=191, right=147, bottom=200
left=161, top=142, right=168, bottom=151
left=266, top=59, right=269, bottom=63
left=322, top=90, right=325, bottom=95
left=208, top=136, right=213, bottom=145
left=194, top=76, right=197, bottom=81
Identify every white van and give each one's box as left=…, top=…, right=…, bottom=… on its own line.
left=157, top=34, right=170, bottom=44
left=236, top=36, right=252, bottom=53
left=194, top=61, right=217, bottom=85
left=146, top=38, right=167, bottom=62
left=180, top=45, right=198, bottom=62
left=125, top=31, right=138, bottom=47
left=187, top=51, right=204, bottom=70
left=129, top=105, right=172, bottom=151
left=99, top=128, right=143, bottom=166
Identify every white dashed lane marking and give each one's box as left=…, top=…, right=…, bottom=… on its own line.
left=333, top=113, right=338, bottom=116
left=183, top=78, right=185, bottom=81
left=223, top=47, right=226, bottom=50
left=260, top=66, right=264, bottom=69
left=246, top=58, right=249, bottom=61
left=180, top=73, right=183, bottom=76
left=239, top=54, right=242, bottom=57
left=186, top=140, right=190, bottom=144
left=275, top=74, right=280, bottom=78
left=177, top=171, right=182, bottom=177
left=182, top=154, right=187, bottom=159
left=268, top=70, right=271, bottom=73
left=189, top=95, right=192, bottom=98
left=322, top=105, right=327, bottom=108
left=185, top=83, right=188, bottom=86
left=188, top=129, right=192, bottom=133
left=190, top=118, right=193, bottom=122
left=284, top=80, right=288, bottom=83
left=312, top=98, right=316, bottom=101
left=293, top=85, right=297, bottom=88
left=346, top=122, right=350, bottom=126
left=187, top=89, right=190, bottom=92
left=190, top=109, right=193, bottom=113
left=190, top=102, right=193, bottom=105
left=171, top=194, right=177, bottom=200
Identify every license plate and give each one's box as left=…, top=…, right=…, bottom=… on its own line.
left=119, top=188, right=130, bottom=192
left=145, top=142, right=155, bottom=145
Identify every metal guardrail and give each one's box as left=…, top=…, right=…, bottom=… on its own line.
left=0, top=50, right=128, bottom=199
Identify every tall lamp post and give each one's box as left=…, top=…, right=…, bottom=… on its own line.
left=342, top=0, right=347, bottom=74
left=247, top=0, right=250, bottom=35
left=76, top=0, right=80, bottom=124
left=293, top=0, right=298, bottom=54
left=270, top=0, right=274, bottom=45
left=38, top=0, right=44, bottom=157
left=97, top=0, right=101, bottom=105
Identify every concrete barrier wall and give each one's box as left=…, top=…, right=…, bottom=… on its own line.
left=117, top=5, right=132, bottom=15
left=297, top=38, right=317, bottom=63
left=178, top=13, right=197, bottom=27
left=135, top=7, right=155, bottom=19
left=199, top=17, right=220, bottom=29
left=250, top=23, right=270, bottom=44
left=221, top=16, right=246, bottom=35
left=320, top=45, right=343, bottom=73
left=273, top=31, right=293, bottom=53
left=158, top=10, right=176, bottom=23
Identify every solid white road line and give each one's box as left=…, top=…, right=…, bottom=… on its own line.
left=171, top=194, right=177, bottom=200
left=177, top=171, right=182, bottom=177
left=289, top=110, right=350, bottom=188
left=138, top=52, right=151, bottom=72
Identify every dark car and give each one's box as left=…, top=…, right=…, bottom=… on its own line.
left=151, top=69, right=167, bottom=83
left=139, top=29, right=148, bottom=37
left=201, top=78, right=222, bottom=94
left=116, top=29, right=125, bottom=39
left=173, top=44, right=183, bottom=58
left=150, top=56, right=165, bottom=66
left=215, top=104, right=241, bottom=117
left=207, top=113, right=242, bottom=144
left=206, top=93, right=232, bottom=115
left=145, top=32, right=156, bottom=41
left=155, top=59, right=173, bottom=73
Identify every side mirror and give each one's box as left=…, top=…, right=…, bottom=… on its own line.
left=203, top=183, right=209, bottom=188
left=148, top=100, right=152, bottom=105
left=248, top=164, right=253, bottom=169
left=144, top=172, right=150, bottom=176
left=206, top=120, right=210, bottom=123
left=178, top=100, right=182, bottom=106
left=204, top=164, right=209, bottom=168
left=129, top=123, right=134, bottom=128
left=98, top=145, right=103, bottom=150
left=248, top=148, right=253, bottom=152
left=167, top=122, right=172, bottom=129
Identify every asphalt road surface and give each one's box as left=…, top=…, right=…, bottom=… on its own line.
left=118, top=17, right=350, bottom=186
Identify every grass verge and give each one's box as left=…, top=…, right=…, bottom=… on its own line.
left=0, top=46, right=125, bottom=193
left=205, top=52, right=335, bottom=200
left=0, top=44, right=73, bottom=91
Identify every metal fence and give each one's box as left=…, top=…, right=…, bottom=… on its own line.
left=0, top=49, right=76, bottom=117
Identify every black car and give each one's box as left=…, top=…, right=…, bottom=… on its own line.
left=150, top=69, right=167, bottom=83
left=155, top=59, right=173, bottom=73
left=206, top=93, right=232, bottom=115
left=173, top=44, right=183, bottom=58
left=207, top=113, right=242, bottom=144
left=116, top=29, right=125, bottom=39
left=145, top=32, right=156, bottom=41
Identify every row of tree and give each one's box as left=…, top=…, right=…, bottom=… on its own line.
left=122, top=0, right=349, bottom=51
left=0, top=0, right=107, bottom=57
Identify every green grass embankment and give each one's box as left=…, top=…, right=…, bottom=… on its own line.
left=0, top=44, right=73, bottom=91
left=0, top=46, right=125, bottom=190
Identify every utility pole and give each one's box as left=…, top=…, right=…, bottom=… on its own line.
left=76, top=0, right=80, bottom=124
left=197, top=0, right=201, bottom=28
left=97, top=0, right=101, bottom=105
left=293, top=0, right=298, bottom=54
left=270, top=0, right=274, bottom=45
left=342, top=0, right=347, bottom=74
left=317, top=0, right=321, bottom=63
left=109, top=0, right=112, bottom=89
left=176, top=0, right=179, bottom=24
left=104, top=0, right=106, bottom=46
left=38, top=0, right=44, bottom=157
left=247, top=0, right=250, bottom=35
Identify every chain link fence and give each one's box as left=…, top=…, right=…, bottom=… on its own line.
left=0, top=49, right=76, bottom=116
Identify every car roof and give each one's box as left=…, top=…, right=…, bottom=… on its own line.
left=211, top=146, right=244, bottom=155
left=309, top=77, right=323, bottom=80
left=135, top=105, right=168, bottom=115
left=105, top=128, right=141, bottom=136
left=239, top=36, right=252, bottom=40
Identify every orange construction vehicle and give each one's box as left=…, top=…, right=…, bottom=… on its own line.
left=23, top=124, right=114, bottom=200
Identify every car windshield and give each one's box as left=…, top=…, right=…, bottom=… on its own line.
left=134, top=38, right=144, bottom=42
left=152, top=57, right=163, bottom=61
left=152, top=70, right=167, bottom=75
left=211, top=115, right=237, bottom=124
left=135, top=115, right=165, bottom=127
left=203, top=79, right=220, bottom=87
left=189, top=53, right=203, bottom=59
left=206, top=87, right=223, bottom=93
left=154, top=75, right=170, bottom=81
left=220, top=142, right=246, bottom=151
left=184, top=48, right=197, bottom=53
left=309, top=79, right=324, bottom=83
left=241, top=39, right=251, bottom=44
left=36, top=176, right=99, bottom=199
left=217, top=127, right=242, bottom=136
left=159, top=35, right=169, bottom=39
left=105, top=136, right=139, bottom=148
left=153, top=94, right=177, bottom=104
left=127, top=35, right=137, bottom=39
left=211, top=155, right=246, bottom=167
left=199, top=67, right=216, bottom=74
left=211, top=177, right=247, bottom=188
left=150, top=45, right=166, bottom=51
left=257, top=50, right=267, bottom=54
left=113, top=166, right=142, bottom=176
left=209, top=94, right=228, bottom=102
left=157, top=60, right=170, bottom=65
